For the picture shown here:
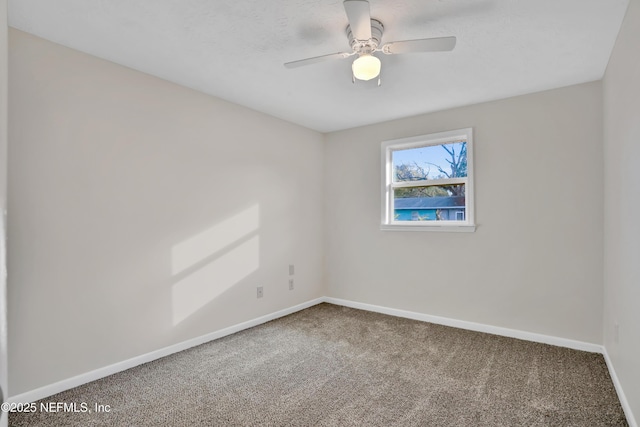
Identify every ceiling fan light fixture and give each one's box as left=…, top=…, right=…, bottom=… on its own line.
left=352, top=54, right=381, bottom=81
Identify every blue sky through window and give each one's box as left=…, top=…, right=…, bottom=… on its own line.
left=392, top=141, right=466, bottom=180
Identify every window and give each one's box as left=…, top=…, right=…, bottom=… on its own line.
left=381, top=128, right=475, bottom=232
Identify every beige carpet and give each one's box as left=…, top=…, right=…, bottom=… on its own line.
left=10, top=303, right=628, bottom=426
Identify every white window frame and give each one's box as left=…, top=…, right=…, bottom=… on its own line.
left=381, top=128, right=475, bottom=232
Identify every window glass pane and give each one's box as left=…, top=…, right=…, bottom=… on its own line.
left=392, top=141, right=467, bottom=182
left=393, top=184, right=466, bottom=221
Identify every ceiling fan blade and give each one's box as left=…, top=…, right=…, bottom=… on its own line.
left=343, top=0, right=372, bottom=40
left=284, top=52, right=352, bottom=69
left=381, top=36, right=457, bottom=55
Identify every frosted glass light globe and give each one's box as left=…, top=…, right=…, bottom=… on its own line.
left=352, top=54, right=381, bottom=81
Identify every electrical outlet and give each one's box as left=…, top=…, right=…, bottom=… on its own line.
left=289, top=264, right=295, bottom=275
left=289, top=278, right=294, bottom=290
left=614, top=322, right=619, bottom=343
left=257, top=286, right=263, bottom=299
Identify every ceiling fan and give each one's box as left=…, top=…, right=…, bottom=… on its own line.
left=284, top=0, right=456, bottom=85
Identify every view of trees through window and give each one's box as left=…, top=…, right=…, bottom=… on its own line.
left=392, top=141, right=467, bottom=198
left=383, top=129, right=473, bottom=227
left=391, top=141, right=468, bottom=222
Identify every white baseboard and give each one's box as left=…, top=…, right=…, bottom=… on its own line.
left=602, top=347, right=638, bottom=427
left=7, top=297, right=325, bottom=404
left=324, top=297, right=603, bottom=353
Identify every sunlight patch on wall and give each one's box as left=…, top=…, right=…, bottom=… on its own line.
left=172, top=235, right=260, bottom=325
left=171, top=204, right=261, bottom=325
left=171, top=205, right=260, bottom=275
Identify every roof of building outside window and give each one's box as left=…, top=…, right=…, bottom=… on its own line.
left=394, top=196, right=465, bottom=210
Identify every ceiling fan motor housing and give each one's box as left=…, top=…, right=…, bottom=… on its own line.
left=347, top=19, right=384, bottom=54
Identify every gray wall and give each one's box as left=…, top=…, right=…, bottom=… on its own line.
left=603, top=0, right=640, bottom=421
left=8, top=29, right=325, bottom=395
left=1, top=1, right=7, bottom=425
left=324, top=82, right=604, bottom=344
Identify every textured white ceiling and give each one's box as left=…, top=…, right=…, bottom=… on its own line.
left=8, top=0, right=629, bottom=132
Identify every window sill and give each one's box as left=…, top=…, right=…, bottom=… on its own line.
left=380, top=224, right=476, bottom=232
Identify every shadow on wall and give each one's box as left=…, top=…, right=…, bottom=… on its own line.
left=171, top=204, right=260, bottom=325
